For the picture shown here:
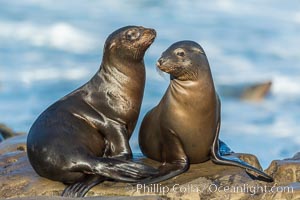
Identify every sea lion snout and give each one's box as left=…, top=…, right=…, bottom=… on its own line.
left=157, top=58, right=165, bottom=67
left=143, top=28, right=156, bottom=37
left=156, top=57, right=172, bottom=73
left=140, top=28, right=156, bottom=46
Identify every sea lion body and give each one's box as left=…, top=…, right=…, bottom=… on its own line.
left=141, top=79, right=218, bottom=164
left=139, top=41, right=273, bottom=183
left=27, top=26, right=157, bottom=197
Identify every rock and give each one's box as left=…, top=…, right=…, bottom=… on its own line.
left=0, top=123, right=16, bottom=139
left=0, top=136, right=299, bottom=200
left=9, top=195, right=162, bottom=200
left=0, top=123, right=25, bottom=142
left=7, top=196, right=164, bottom=200
left=0, top=135, right=27, bottom=155
left=265, top=152, right=300, bottom=185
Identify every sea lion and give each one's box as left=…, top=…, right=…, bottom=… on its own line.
left=241, top=81, right=272, bottom=101
left=139, top=41, right=273, bottom=183
left=27, top=26, right=157, bottom=197
left=218, top=80, right=272, bottom=102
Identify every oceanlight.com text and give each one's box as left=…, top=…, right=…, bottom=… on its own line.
left=126, top=183, right=294, bottom=195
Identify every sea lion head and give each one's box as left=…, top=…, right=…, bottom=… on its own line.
left=103, top=26, right=156, bottom=62
left=157, top=40, right=209, bottom=81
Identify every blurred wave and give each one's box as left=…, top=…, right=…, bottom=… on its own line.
left=0, top=21, right=98, bottom=53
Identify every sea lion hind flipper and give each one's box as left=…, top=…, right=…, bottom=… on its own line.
left=210, top=120, right=273, bottom=182
left=62, top=175, right=106, bottom=197
left=211, top=152, right=274, bottom=182
left=210, top=98, right=273, bottom=182
left=218, top=140, right=234, bottom=156
left=215, top=140, right=273, bottom=182
left=75, top=157, right=158, bottom=182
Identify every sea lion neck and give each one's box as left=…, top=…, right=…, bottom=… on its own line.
left=169, top=73, right=216, bottom=102
left=170, top=79, right=199, bottom=89
left=101, top=50, right=145, bottom=76
left=85, top=55, right=145, bottom=96
left=170, top=68, right=215, bottom=90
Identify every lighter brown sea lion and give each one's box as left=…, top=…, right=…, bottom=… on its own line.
left=139, top=41, right=273, bottom=183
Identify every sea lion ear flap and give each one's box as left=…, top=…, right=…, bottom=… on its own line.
left=108, top=42, right=116, bottom=50
left=192, top=47, right=205, bottom=55
left=105, top=41, right=116, bottom=51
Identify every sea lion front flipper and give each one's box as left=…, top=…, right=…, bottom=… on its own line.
left=101, top=121, right=133, bottom=159
left=140, top=130, right=189, bottom=184
left=210, top=97, right=274, bottom=182
left=62, top=175, right=106, bottom=197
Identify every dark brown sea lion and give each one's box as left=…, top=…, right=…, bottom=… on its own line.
left=27, top=26, right=157, bottom=197
left=139, top=41, right=274, bottom=183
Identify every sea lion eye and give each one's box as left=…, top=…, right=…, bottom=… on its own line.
left=126, top=29, right=140, bottom=40
left=174, top=48, right=185, bottom=57
left=176, top=51, right=185, bottom=57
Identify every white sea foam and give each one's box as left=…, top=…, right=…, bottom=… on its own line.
left=0, top=67, right=91, bottom=85
left=0, top=21, right=98, bottom=53
left=21, top=68, right=90, bottom=84
left=272, top=75, right=300, bottom=96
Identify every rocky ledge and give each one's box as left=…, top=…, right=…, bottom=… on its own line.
left=0, top=135, right=299, bottom=200
left=0, top=123, right=25, bottom=142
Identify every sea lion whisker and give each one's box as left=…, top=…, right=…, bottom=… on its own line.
left=156, top=65, right=167, bottom=79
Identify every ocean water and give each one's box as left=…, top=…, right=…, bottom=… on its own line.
left=0, top=0, right=299, bottom=168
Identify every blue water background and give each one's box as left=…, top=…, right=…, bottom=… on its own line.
left=0, top=0, right=300, bottom=168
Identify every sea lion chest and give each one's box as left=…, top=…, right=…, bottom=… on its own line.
left=86, top=66, right=145, bottom=133
left=161, top=82, right=218, bottom=163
